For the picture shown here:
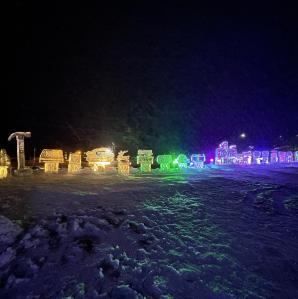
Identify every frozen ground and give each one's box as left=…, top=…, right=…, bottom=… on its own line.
left=0, top=165, right=298, bottom=299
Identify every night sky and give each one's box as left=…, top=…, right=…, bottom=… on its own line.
left=11, top=2, right=298, bottom=157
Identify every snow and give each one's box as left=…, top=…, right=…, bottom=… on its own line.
left=0, top=165, right=298, bottom=298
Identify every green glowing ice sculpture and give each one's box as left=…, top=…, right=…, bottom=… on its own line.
left=174, top=154, right=189, bottom=169
left=157, top=155, right=173, bottom=171
left=295, top=151, right=298, bottom=162
left=137, top=150, right=154, bottom=172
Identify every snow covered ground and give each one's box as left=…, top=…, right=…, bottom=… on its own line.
left=0, top=165, right=298, bottom=299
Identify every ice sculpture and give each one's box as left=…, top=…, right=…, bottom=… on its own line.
left=0, top=149, right=11, bottom=167
left=0, top=166, right=8, bottom=179
left=86, top=147, right=115, bottom=172
left=137, top=150, right=153, bottom=172
left=68, top=151, right=81, bottom=173
left=236, top=153, right=244, bottom=165
left=215, top=141, right=229, bottom=165
left=117, top=150, right=130, bottom=175
left=252, top=151, right=262, bottom=164
left=190, top=154, right=206, bottom=168
left=278, top=151, right=286, bottom=163
left=270, top=150, right=278, bottom=163
left=156, top=155, right=173, bottom=171
left=213, top=140, right=296, bottom=166
left=0, top=149, right=11, bottom=179
left=228, top=145, right=238, bottom=164
left=39, top=149, right=64, bottom=173
left=261, top=151, right=269, bottom=164
left=8, top=132, right=31, bottom=173
left=242, top=151, right=252, bottom=165
left=174, top=154, right=189, bottom=169
left=285, top=151, right=293, bottom=163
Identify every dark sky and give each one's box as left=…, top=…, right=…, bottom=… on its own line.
left=11, top=2, right=298, bottom=156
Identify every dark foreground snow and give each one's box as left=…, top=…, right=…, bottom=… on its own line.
left=0, top=166, right=298, bottom=299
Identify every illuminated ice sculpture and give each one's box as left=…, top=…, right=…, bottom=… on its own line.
left=86, top=147, right=115, bottom=172
left=156, top=155, right=173, bottom=171
left=228, top=145, right=238, bottom=164
left=285, top=151, right=294, bottom=163
left=0, top=167, right=8, bottom=179
left=68, top=151, right=82, bottom=173
left=252, top=151, right=262, bottom=164
left=242, top=151, right=252, bottom=165
left=236, top=153, right=244, bottom=164
left=215, top=141, right=229, bottom=165
left=270, top=150, right=278, bottom=163
left=278, top=151, right=286, bottom=163
left=117, top=150, right=130, bottom=175
left=39, top=149, right=64, bottom=173
left=214, top=140, right=297, bottom=166
left=137, top=150, right=153, bottom=172
left=190, top=154, right=206, bottom=168
left=0, top=149, right=11, bottom=179
left=262, top=151, right=270, bottom=164
left=8, top=131, right=32, bottom=174
left=174, top=154, right=189, bottom=169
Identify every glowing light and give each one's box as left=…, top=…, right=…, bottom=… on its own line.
left=117, top=150, right=130, bottom=175
left=39, top=149, right=64, bottom=173
left=68, top=151, right=81, bottom=173
left=137, top=150, right=153, bottom=172
left=156, top=155, right=173, bottom=171
left=209, top=158, right=214, bottom=163
left=86, top=147, right=115, bottom=172
left=240, top=133, right=246, bottom=138
left=295, top=151, right=298, bottom=162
